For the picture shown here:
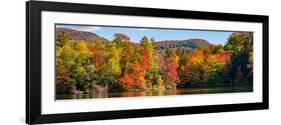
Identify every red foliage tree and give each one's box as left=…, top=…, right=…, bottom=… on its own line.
left=114, top=33, right=130, bottom=41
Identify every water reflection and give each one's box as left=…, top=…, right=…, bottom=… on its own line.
left=56, top=86, right=252, bottom=100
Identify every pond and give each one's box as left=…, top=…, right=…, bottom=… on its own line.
left=56, top=86, right=252, bottom=100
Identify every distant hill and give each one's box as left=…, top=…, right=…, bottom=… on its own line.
left=56, top=28, right=108, bottom=43
left=154, top=39, right=210, bottom=51
left=56, top=28, right=210, bottom=51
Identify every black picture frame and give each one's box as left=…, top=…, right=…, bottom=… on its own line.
left=26, top=1, right=269, bottom=124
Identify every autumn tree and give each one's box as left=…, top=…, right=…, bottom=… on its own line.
left=176, top=48, right=188, bottom=84
left=139, top=36, right=163, bottom=89
left=160, top=48, right=180, bottom=89
left=113, top=33, right=134, bottom=74
left=178, top=45, right=231, bottom=87
left=204, top=52, right=231, bottom=85
left=185, top=48, right=205, bottom=84
left=56, top=32, right=72, bottom=47
left=56, top=40, right=93, bottom=93
left=114, top=33, right=130, bottom=42
left=102, top=41, right=122, bottom=91
left=119, top=60, right=146, bottom=89
left=116, top=33, right=138, bottom=89
left=224, top=32, right=253, bottom=84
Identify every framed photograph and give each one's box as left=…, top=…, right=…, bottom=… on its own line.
left=26, top=1, right=269, bottom=124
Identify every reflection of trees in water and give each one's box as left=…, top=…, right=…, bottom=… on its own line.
left=56, top=86, right=252, bottom=100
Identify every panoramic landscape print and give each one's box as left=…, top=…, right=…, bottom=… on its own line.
left=55, top=24, right=253, bottom=100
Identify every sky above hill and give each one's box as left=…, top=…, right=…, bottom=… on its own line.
left=56, top=24, right=234, bottom=45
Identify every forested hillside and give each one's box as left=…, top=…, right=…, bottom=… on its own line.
left=55, top=29, right=253, bottom=95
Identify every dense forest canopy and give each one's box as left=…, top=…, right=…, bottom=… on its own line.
left=55, top=28, right=253, bottom=94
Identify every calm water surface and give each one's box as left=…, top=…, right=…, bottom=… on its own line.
left=56, top=86, right=252, bottom=100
